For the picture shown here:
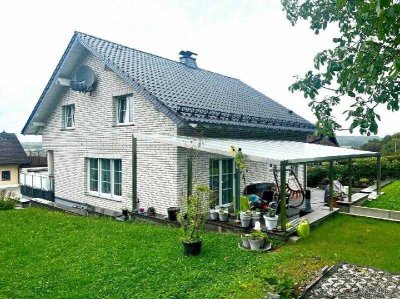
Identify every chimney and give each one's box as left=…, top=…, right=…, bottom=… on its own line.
left=179, top=50, right=198, bottom=69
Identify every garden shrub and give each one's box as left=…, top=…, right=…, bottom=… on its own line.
left=0, top=190, right=17, bottom=211
left=307, top=156, right=400, bottom=187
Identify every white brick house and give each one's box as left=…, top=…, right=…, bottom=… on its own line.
left=22, top=32, right=316, bottom=215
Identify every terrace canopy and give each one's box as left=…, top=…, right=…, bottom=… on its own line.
left=134, top=134, right=381, bottom=231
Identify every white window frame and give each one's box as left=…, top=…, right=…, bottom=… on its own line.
left=1, top=170, right=11, bottom=181
left=87, top=158, right=122, bottom=200
left=63, top=104, right=75, bottom=129
left=209, top=159, right=235, bottom=206
left=116, top=95, right=134, bottom=125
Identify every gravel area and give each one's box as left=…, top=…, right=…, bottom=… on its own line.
left=303, top=263, right=400, bottom=299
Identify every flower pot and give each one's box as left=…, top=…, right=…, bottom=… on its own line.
left=209, top=209, right=219, bottom=221
left=167, top=207, right=180, bottom=221
left=147, top=207, right=156, bottom=216
left=264, top=215, right=279, bottom=230
left=182, top=240, right=202, bottom=256
left=241, top=234, right=251, bottom=248
left=218, top=212, right=229, bottom=222
left=248, top=238, right=262, bottom=250
left=251, top=213, right=261, bottom=227
left=240, top=212, right=251, bottom=227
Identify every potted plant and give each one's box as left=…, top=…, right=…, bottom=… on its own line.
left=241, top=233, right=251, bottom=248
left=240, top=210, right=251, bottom=227
left=251, top=210, right=261, bottom=227
left=177, top=185, right=213, bottom=256
left=248, top=230, right=265, bottom=250
left=264, top=208, right=278, bottom=230
left=167, top=207, right=180, bottom=221
left=121, top=206, right=129, bottom=217
left=239, top=195, right=251, bottom=227
left=147, top=206, right=156, bottom=216
left=209, top=209, right=219, bottom=220
left=218, top=207, right=229, bottom=222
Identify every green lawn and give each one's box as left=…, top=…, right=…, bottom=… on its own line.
left=363, top=180, right=400, bottom=211
left=0, top=208, right=399, bottom=299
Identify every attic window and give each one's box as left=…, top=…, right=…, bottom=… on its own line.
left=117, top=95, right=134, bottom=124
left=63, top=105, right=75, bottom=129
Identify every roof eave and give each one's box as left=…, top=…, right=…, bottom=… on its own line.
left=21, top=33, right=80, bottom=135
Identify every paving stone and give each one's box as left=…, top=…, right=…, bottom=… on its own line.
left=303, top=263, right=400, bottom=299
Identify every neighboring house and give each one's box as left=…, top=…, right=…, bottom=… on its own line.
left=0, top=131, right=29, bottom=197
left=22, top=32, right=315, bottom=215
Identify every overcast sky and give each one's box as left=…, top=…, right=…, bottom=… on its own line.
left=1, top=0, right=399, bottom=142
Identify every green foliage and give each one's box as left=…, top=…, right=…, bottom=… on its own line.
left=0, top=209, right=399, bottom=297
left=265, top=274, right=294, bottom=299
left=266, top=208, right=277, bottom=217
left=239, top=195, right=251, bottom=212
left=0, top=190, right=17, bottom=211
left=250, top=230, right=267, bottom=240
left=307, top=156, right=400, bottom=187
left=360, top=138, right=382, bottom=152
left=230, top=145, right=246, bottom=172
left=282, top=0, right=400, bottom=136
left=359, top=132, right=400, bottom=156
left=230, top=145, right=248, bottom=186
left=363, top=180, right=400, bottom=210
left=177, top=185, right=213, bottom=243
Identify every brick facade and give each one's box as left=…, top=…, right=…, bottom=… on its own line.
left=41, top=50, right=307, bottom=216
left=42, top=51, right=179, bottom=214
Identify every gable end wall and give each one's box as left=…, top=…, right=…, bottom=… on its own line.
left=42, top=52, right=179, bottom=214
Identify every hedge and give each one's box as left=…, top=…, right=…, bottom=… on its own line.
left=307, top=156, right=400, bottom=188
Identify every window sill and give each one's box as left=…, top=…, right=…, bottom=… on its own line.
left=61, top=128, right=75, bottom=131
left=112, top=123, right=135, bottom=127
left=85, top=192, right=123, bottom=202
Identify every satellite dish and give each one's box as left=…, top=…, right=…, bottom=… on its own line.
left=70, top=65, right=95, bottom=93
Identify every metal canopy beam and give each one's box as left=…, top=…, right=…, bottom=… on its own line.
left=235, top=169, right=241, bottom=212
left=348, top=158, right=353, bottom=202
left=377, top=155, right=382, bottom=196
left=329, top=161, right=334, bottom=211
left=187, top=155, right=193, bottom=198
left=280, top=161, right=287, bottom=232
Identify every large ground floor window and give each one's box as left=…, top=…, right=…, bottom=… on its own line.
left=87, top=158, right=122, bottom=199
left=209, top=159, right=235, bottom=206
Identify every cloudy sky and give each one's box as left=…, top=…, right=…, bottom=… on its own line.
left=1, top=0, right=399, bottom=142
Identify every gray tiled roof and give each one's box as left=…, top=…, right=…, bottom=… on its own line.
left=76, top=32, right=314, bottom=132
left=0, top=132, right=29, bottom=165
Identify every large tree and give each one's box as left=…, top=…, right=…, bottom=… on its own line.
left=282, top=0, right=400, bottom=136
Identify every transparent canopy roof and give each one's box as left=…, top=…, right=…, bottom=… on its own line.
left=134, top=134, right=379, bottom=165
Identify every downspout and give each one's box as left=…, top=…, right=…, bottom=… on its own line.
left=132, top=136, right=138, bottom=211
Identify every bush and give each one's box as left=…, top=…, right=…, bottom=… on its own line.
left=177, top=185, right=213, bottom=243
left=307, top=155, right=400, bottom=188
left=0, top=190, right=17, bottom=211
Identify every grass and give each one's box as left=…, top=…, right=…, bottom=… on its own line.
left=0, top=208, right=399, bottom=298
left=363, top=180, right=400, bottom=211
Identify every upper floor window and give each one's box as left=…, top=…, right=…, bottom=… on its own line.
left=117, top=95, right=134, bottom=124
left=1, top=171, right=11, bottom=181
left=63, top=105, right=75, bottom=129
